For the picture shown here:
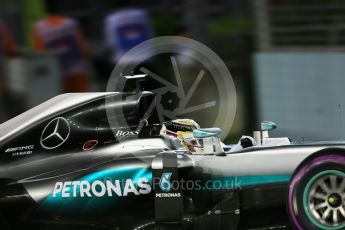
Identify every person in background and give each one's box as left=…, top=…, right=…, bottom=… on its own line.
left=31, top=4, right=90, bottom=92
left=105, top=8, right=152, bottom=64
left=0, top=18, right=20, bottom=122
left=0, top=18, right=16, bottom=94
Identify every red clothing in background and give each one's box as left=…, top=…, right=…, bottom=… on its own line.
left=0, top=19, right=15, bottom=93
left=32, top=16, right=90, bottom=92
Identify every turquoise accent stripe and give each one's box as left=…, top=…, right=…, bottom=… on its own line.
left=236, top=175, right=291, bottom=187
left=79, top=167, right=152, bottom=184
left=206, top=175, right=291, bottom=190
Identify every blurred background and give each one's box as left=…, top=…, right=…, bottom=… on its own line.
left=1, top=0, right=345, bottom=143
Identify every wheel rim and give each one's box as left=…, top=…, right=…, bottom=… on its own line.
left=303, top=170, right=345, bottom=230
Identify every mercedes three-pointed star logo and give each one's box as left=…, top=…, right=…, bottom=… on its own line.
left=40, top=117, right=70, bottom=150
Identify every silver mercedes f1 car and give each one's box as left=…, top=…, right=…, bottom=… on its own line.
left=0, top=89, right=344, bottom=230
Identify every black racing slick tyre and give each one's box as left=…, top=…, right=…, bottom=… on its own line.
left=287, top=154, right=345, bottom=230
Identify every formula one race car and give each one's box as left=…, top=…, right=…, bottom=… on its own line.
left=0, top=90, right=345, bottom=230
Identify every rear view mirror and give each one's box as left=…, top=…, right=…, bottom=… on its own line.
left=261, top=121, right=277, bottom=131
left=193, top=128, right=221, bottom=138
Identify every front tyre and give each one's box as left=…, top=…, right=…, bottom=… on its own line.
left=288, top=154, right=345, bottom=230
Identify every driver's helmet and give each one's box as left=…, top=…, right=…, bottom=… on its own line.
left=160, top=119, right=201, bottom=151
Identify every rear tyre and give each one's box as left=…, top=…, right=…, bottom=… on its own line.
left=288, top=154, right=345, bottom=230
